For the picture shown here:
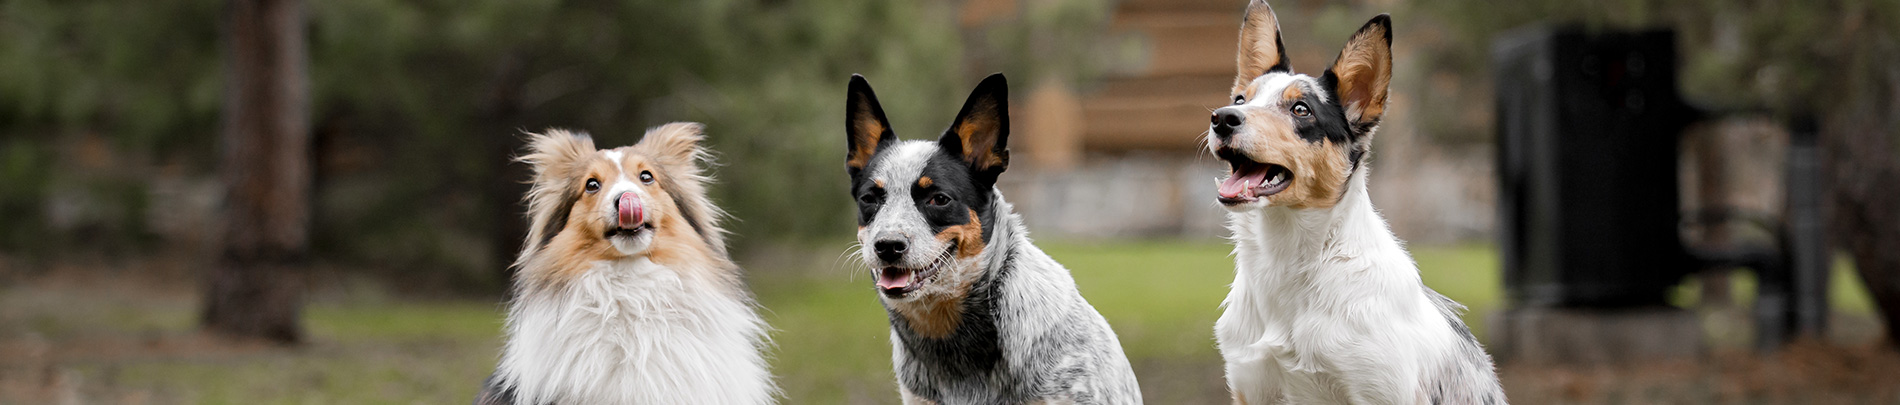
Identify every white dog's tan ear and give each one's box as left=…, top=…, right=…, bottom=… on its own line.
left=635, top=122, right=711, bottom=171
left=1326, top=14, right=1393, bottom=129
left=1235, top=0, right=1291, bottom=91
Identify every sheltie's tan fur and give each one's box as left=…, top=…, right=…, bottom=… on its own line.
left=482, top=123, right=775, bottom=405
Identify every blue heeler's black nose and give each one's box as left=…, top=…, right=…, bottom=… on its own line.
left=874, top=238, right=907, bottom=263
left=1212, top=108, right=1243, bottom=140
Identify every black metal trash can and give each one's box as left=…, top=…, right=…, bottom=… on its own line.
left=1494, top=28, right=1698, bottom=308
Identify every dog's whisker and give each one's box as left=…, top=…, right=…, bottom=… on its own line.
left=833, top=243, right=869, bottom=282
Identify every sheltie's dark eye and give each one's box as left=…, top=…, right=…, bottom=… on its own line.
left=638, top=170, right=654, bottom=184
left=1233, top=95, right=1246, bottom=105
left=926, top=193, right=952, bottom=207
left=1290, top=101, right=1310, bottom=117
left=585, top=179, right=600, bottom=193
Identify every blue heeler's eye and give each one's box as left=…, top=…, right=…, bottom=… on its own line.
left=1291, top=101, right=1310, bottom=117
left=585, top=179, right=601, bottom=193
left=927, top=194, right=952, bottom=207
left=859, top=192, right=880, bottom=205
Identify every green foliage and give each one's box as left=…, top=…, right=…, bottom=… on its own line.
left=0, top=0, right=223, bottom=256
left=0, top=0, right=1120, bottom=287
left=0, top=0, right=223, bottom=150
left=370, top=0, right=972, bottom=282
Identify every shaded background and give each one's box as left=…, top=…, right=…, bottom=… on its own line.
left=3, top=0, right=1900, bottom=403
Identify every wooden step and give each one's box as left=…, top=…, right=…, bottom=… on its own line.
left=1078, top=75, right=1231, bottom=151
left=1080, top=103, right=1214, bottom=150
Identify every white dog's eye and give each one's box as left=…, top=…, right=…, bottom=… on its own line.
left=639, top=170, right=654, bottom=184
left=1233, top=95, right=1246, bottom=105
left=1291, top=101, right=1310, bottom=117
left=585, top=179, right=601, bottom=193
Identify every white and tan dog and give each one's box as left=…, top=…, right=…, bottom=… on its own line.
left=1206, top=2, right=1505, bottom=404
left=476, top=124, right=776, bottom=405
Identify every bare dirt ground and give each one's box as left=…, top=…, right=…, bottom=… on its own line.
left=1500, top=343, right=1900, bottom=404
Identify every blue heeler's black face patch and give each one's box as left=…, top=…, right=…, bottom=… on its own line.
left=844, top=73, right=1012, bottom=302
left=849, top=150, right=991, bottom=234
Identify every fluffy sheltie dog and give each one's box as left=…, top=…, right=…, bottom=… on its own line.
left=844, top=73, right=1143, bottom=404
left=1206, top=3, right=1505, bottom=404
left=475, top=123, right=775, bottom=405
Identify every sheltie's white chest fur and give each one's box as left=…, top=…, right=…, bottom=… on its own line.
left=497, top=257, right=773, bottom=404
left=1215, top=174, right=1497, bottom=404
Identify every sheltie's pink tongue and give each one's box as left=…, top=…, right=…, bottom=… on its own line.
left=617, top=192, right=643, bottom=228
left=1219, top=170, right=1268, bottom=199
left=875, top=268, right=913, bottom=290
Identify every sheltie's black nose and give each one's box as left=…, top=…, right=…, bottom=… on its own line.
left=1212, top=108, right=1243, bottom=139
left=873, top=237, right=907, bottom=263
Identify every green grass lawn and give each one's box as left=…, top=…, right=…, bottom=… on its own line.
left=5, top=241, right=1878, bottom=403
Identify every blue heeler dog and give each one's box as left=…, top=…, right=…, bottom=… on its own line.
left=843, top=73, right=1143, bottom=404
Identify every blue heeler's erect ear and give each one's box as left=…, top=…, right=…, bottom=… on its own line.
left=846, top=74, right=895, bottom=175
left=1234, top=0, right=1291, bottom=91
left=939, top=73, right=1010, bottom=181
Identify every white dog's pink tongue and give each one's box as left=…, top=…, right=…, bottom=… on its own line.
left=1220, top=170, right=1268, bottom=199
left=875, top=268, right=913, bottom=290
left=617, top=192, right=643, bottom=228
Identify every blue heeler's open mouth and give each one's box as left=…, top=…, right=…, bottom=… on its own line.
left=876, top=241, right=956, bottom=298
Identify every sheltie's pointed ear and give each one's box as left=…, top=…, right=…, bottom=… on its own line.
left=1325, top=14, right=1393, bottom=131
left=939, top=73, right=1009, bottom=181
left=1235, top=0, right=1291, bottom=91
left=636, top=122, right=711, bottom=173
left=634, top=122, right=729, bottom=254
left=516, top=129, right=597, bottom=257
left=521, top=128, right=597, bottom=178
left=846, top=74, right=895, bottom=175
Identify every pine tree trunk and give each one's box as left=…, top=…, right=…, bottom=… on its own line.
left=202, top=0, right=309, bottom=344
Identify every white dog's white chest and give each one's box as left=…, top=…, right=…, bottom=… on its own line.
left=498, top=259, right=773, bottom=405
left=1217, top=306, right=1362, bottom=403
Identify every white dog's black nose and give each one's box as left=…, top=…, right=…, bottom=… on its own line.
left=873, top=236, right=907, bottom=263
left=1212, top=108, right=1243, bottom=140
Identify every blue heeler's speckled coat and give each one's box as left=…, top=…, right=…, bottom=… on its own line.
left=844, top=73, right=1142, bottom=404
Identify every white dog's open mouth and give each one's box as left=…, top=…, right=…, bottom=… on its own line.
left=1216, top=147, right=1292, bottom=205
left=875, top=241, right=955, bottom=298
